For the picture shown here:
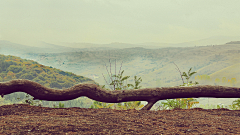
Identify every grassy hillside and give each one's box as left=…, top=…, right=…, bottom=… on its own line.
left=0, top=54, right=99, bottom=108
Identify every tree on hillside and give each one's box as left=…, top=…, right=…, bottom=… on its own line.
left=7, top=65, right=23, bottom=73
left=20, top=73, right=35, bottom=80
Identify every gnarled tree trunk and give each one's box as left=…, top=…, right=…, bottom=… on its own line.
left=0, top=79, right=240, bottom=110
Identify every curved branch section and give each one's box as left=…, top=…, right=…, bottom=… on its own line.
left=0, top=79, right=240, bottom=110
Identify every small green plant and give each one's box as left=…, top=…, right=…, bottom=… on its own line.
left=156, top=62, right=200, bottom=110
left=91, top=59, right=145, bottom=110
left=17, top=93, right=43, bottom=107
left=227, top=99, right=240, bottom=110
left=94, top=76, right=145, bottom=110
left=53, top=102, right=65, bottom=108
left=92, top=70, right=145, bottom=110
left=90, top=100, right=114, bottom=109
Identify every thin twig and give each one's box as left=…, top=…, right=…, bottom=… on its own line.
left=172, top=62, right=184, bottom=84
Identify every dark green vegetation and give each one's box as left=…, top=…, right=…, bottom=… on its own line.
left=0, top=54, right=98, bottom=86
left=0, top=54, right=98, bottom=108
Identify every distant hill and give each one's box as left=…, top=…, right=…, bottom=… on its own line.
left=69, top=35, right=239, bottom=48
left=0, top=54, right=99, bottom=108
left=137, top=36, right=240, bottom=48
left=56, top=42, right=160, bottom=49
left=0, top=40, right=119, bottom=57
left=0, top=54, right=99, bottom=87
left=226, top=41, right=240, bottom=44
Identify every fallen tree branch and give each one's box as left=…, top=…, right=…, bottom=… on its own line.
left=0, top=79, right=240, bottom=110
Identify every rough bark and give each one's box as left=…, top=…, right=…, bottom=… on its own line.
left=0, top=79, right=240, bottom=110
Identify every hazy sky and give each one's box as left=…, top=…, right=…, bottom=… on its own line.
left=0, top=0, right=240, bottom=47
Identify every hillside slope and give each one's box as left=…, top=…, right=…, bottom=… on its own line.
left=0, top=54, right=99, bottom=108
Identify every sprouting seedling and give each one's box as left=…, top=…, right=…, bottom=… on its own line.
left=166, top=62, right=200, bottom=110
left=181, top=67, right=198, bottom=86
left=53, top=102, right=65, bottom=108
left=172, top=62, right=198, bottom=86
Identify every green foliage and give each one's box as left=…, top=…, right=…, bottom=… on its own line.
left=17, top=93, right=43, bottom=107
left=53, top=102, right=65, bottom=108
left=196, top=74, right=211, bottom=81
left=179, top=67, right=199, bottom=86
left=215, top=78, right=220, bottom=83
left=37, top=74, right=46, bottom=81
left=7, top=65, right=23, bottom=73
left=62, top=81, right=74, bottom=89
left=91, top=59, right=145, bottom=110
left=50, top=81, right=62, bottom=89
left=156, top=63, right=200, bottom=110
left=214, top=77, right=237, bottom=86
left=34, top=68, right=43, bottom=74
left=230, top=78, right=237, bottom=85
left=90, top=101, right=114, bottom=109
left=20, top=73, right=35, bottom=80
left=228, top=99, right=240, bottom=110
left=0, top=54, right=99, bottom=108
left=0, top=54, right=97, bottom=86
left=222, top=77, right=227, bottom=83
left=107, top=72, right=144, bottom=110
